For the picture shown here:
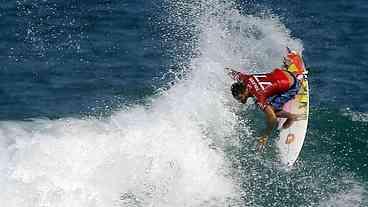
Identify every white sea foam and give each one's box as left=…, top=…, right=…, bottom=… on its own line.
left=0, top=105, right=240, bottom=207
left=0, top=1, right=309, bottom=206
left=319, top=180, right=367, bottom=207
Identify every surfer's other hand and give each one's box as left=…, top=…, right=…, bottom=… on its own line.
left=256, top=136, right=268, bottom=152
left=225, top=67, right=234, bottom=75
left=224, top=67, right=232, bottom=71
left=225, top=68, right=240, bottom=80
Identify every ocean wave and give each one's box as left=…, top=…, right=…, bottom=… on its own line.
left=3, top=0, right=359, bottom=206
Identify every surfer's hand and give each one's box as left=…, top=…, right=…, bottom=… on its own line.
left=225, top=67, right=233, bottom=75
left=225, top=68, right=240, bottom=80
left=256, top=136, right=268, bottom=152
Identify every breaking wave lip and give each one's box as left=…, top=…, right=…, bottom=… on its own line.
left=1, top=1, right=304, bottom=206
left=0, top=1, right=248, bottom=206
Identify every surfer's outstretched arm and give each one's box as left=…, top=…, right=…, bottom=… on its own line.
left=256, top=105, right=277, bottom=152
left=225, top=68, right=251, bottom=82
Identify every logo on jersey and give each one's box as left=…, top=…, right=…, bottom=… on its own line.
left=250, top=75, right=272, bottom=91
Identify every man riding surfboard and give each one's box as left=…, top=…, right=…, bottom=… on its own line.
left=228, top=51, right=304, bottom=152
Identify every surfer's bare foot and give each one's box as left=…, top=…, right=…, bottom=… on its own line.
left=282, top=114, right=306, bottom=129
left=282, top=118, right=294, bottom=129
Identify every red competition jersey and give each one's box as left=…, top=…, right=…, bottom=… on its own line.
left=233, top=68, right=291, bottom=110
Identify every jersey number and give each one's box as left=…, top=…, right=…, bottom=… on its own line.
left=253, top=75, right=272, bottom=90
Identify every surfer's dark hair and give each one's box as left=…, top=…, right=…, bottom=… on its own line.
left=231, top=82, right=246, bottom=99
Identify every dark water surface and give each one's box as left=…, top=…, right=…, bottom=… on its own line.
left=0, top=0, right=162, bottom=119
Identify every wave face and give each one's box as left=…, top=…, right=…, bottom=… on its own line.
left=1, top=0, right=367, bottom=207
left=0, top=1, right=244, bottom=206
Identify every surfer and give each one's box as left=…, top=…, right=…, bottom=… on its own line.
left=228, top=57, right=302, bottom=152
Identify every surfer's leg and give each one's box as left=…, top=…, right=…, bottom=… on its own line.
left=268, top=76, right=302, bottom=129
left=275, top=110, right=292, bottom=118
left=276, top=110, right=295, bottom=129
left=281, top=114, right=298, bottom=129
left=267, top=85, right=299, bottom=112
left=275, top=110, right=305, bottom=129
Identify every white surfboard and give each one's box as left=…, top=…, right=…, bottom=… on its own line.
left=277, top=49, right=309, bottom=167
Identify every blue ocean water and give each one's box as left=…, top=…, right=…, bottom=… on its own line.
left=0, top=0, right=162, bottom=119
left=0, top=0, right=367, bottom=206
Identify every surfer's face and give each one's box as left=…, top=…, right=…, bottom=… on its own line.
left=236, top=89, right=249, bottom=104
